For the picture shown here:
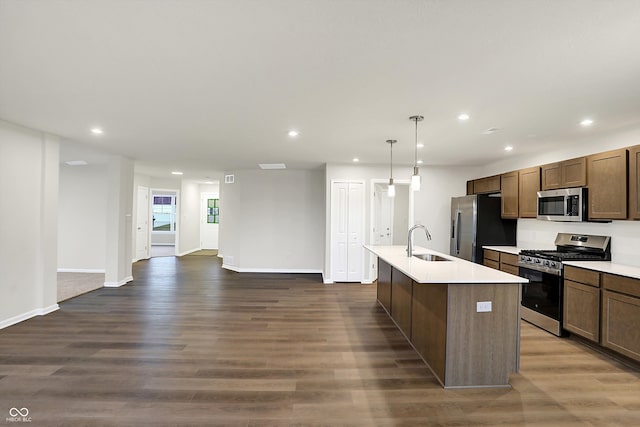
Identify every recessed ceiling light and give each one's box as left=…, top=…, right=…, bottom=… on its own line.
left=580, top=118, right=594, bottom=127
left=205, top=181, right=214, bottom=184
left=259, top=163, right=287, bottom=170
left=458, top=113, right=470, bottom=121
left=352, top=158, right=359, bottom=162
left=171, top=171, right=183, bottom=175
left=417, top=160, right=423, bottom=165
left=91, top=127, right=104, bottom=135
left=288, top=130, right=299, bottom=137
left=65, top=160, right=88, bottom=166
left=416, top=143, right=424, bottom=148
left=504, top=146, right=513, bottom=151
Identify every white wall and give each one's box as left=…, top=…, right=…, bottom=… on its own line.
left=219, top=168, right=325, bottom=272
left=58, top=163, right=107, bottom=271
left=0, top=120, right=59, bottom=328
left=178, top=180, right=201, bottom=255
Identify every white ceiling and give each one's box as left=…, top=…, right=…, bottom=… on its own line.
left=2, top=0, right=640, bottom=180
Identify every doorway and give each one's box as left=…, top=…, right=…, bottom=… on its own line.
left=150, top=189, right=179, bottom=257
left=370, top=180, right=412, bottom=280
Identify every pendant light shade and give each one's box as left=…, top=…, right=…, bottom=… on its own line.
left=410, top=115, right=424, bottom=191
left=386, top=139, right=397, bottom=198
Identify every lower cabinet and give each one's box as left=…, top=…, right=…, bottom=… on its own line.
left=483, top=249, right=500, bottom=270
left=390, top=269, right=412, bottom=338
left=601, top=274, right=640, bottom=361
left=563, top=266, right=601, bottom=342
left=377, top=258, right=392, bottom=313
left=483, top=249, right=519, bottom=275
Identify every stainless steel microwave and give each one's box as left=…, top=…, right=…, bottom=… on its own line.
left=537, top=187, right=587, bottom=222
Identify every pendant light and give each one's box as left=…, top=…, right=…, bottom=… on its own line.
left=410, top=115, right=424, bottom=191
left=386, top=139, right=397, bottom=198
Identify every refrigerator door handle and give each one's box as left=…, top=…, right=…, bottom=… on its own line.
left=455, top=210, right=462, bottom=255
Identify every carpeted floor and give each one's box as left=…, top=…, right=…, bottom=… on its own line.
left=57, top=272, right=104, bottom=302
left=186, top=249, right=219, bottom=256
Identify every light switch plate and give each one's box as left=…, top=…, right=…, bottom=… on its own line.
left=476, top=301, right=492, bottom=312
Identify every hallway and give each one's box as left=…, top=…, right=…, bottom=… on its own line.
left=0, top=256, right=639, bottom=425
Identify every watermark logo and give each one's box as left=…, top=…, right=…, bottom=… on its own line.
left=6, top=408, right=31, bottom=423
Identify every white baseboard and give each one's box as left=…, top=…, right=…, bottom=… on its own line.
left=57, top=268, right=105, bottom=274
left=0, top=304, right=60, bottom=330
left=151, top=243, right=175, bottom=246
left=177, top=248, right=200, bottom=257
left=361, top=280, right=374, bottom=284
left=132, top=256, right=150, bottom=263
left=222, top=264, right=323, bottom=274
left=104, top=276, right=133, bottom=288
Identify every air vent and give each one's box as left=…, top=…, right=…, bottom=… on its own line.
left=65, top=160, right=88, bottom=166
left=259, top=163, right=286, bottom=170
left=224, top=174, right=235, bottom=184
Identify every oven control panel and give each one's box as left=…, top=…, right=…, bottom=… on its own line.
left=518, top=255, right=562, bottom=275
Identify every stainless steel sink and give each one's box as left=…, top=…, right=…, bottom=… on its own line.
left=412, top=254, right=451, bottom=262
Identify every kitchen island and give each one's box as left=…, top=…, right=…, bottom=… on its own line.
left=365, top=245, right=528, bottom=388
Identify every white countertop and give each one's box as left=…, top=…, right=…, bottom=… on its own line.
left=365, top=245, right=528, bottom=284
left=563, top=261, right=640, bottom=280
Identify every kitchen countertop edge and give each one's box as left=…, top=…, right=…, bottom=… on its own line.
left=365, top=245, right=527, bottom=284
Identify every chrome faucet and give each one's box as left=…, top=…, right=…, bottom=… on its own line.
left=407, top=224, right=432, bottom=257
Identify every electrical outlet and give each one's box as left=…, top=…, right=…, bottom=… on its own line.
left=476, top=301, right=492, bottom=312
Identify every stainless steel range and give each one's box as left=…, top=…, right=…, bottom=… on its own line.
left=518, top=233, right=611, bottom=336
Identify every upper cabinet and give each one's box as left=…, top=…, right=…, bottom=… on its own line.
left=587, top=148, right=628, bottom=220
left=473, top=175, right=501, bottom=194
left=541, top=157, right=586, bottom=190
left=500, top=171, right=518, bottom=219
left=629, top=145, right=640, bottom=219
left=518, top=167, right=540, bottom=218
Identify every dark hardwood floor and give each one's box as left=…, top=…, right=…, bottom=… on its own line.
left=1, top=255, right=639, bottom=426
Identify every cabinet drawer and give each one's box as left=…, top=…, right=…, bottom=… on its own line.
left=602, top=273, right=640, bottom=298
left=500, top=263, right=519, bottom=276
left=484, top=249, right=500, bottom=262
left=483, top=259, right=499, bottom=270
left=564, top=266, right=600, bottom=287
left=500, top=253, right=519, bottom=267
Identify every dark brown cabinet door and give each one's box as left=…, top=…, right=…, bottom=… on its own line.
left=390, top=268, right=413, bottom=339
left=601, top=289, right=640, bottom=362
left=473, top=175, right=501, bottom=194
left=629, top=145, right=640, bottom=219
left=518, top=167, right=540, bottom=218
left=562, top=157, right=587, bottom=188
left=541, top=157, right=586, bottom=190
left=541, top=162, right=562, bottom=190
left=564, top=279, right=600, bottom=342
left=377, top=259, right=392, bottom=313
left=500, top=171, right=518, bottom=219
left=587, top=148, right=628, bottom=220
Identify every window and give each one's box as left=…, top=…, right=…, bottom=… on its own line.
left=207, top=198, right=219, bottom=224
left=152, top=195, right=177, bottom=231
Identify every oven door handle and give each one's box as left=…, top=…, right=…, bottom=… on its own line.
left=518, top=262, right=562, bottom=276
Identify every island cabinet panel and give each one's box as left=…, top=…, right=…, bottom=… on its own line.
left=629, top=145, right=640, bottom=219
left=518, top=166, right=540, bottom=218
left=587, top=148, right=628, bottom=220
left=390, top=268, right=413, bottom=338
left=377, top=259, right=392, bottom=313
left=601, top=273, right=640, bottom=362
left=500, top=171, right=519, bottom=219
left=446, top=283, right=520, bottom=386
left=411, top=283, right=448, bottom=383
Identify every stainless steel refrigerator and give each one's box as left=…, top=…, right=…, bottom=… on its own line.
left=450, top=194, right=517, bottom=263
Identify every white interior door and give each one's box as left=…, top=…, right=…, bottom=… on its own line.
left=347, top=182, right=364, bottom=281
left=330, top=181, right=364, bottom=283
left=330, top=182, right=349, bottom=282
left=135, top=186, right=150, bottom=260
left=373, top=184, right=393, bottom=245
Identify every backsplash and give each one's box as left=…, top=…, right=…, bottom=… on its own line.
left=517, top=219, right=640, bottom=267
